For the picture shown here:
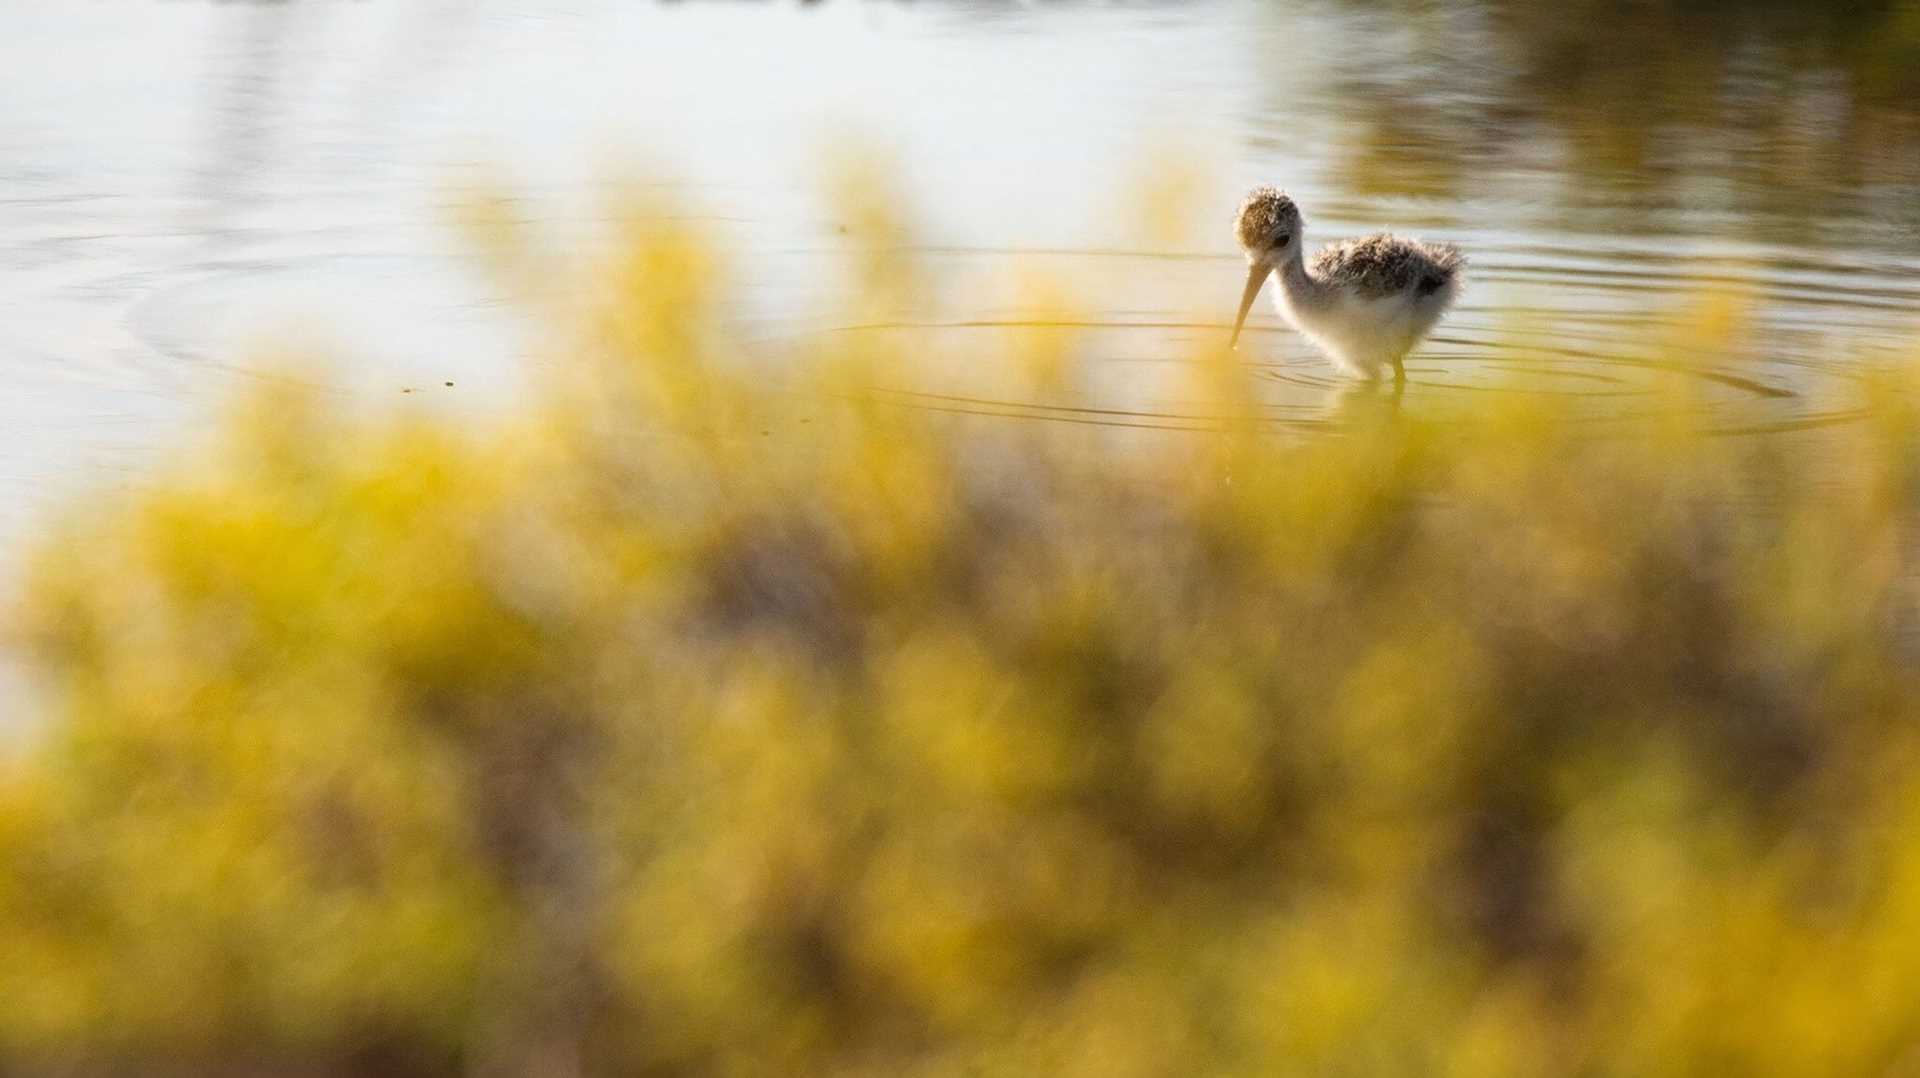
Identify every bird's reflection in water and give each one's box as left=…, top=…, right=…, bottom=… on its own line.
left=1319, top=374, right=1405, bottom=428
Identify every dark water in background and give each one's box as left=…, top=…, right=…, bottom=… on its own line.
left=3, top=0, right=1920, bottom=565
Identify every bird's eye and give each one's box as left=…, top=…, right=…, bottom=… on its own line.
left=1275, top=233, right=1292, bottom=246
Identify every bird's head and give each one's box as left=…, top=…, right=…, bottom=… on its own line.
left=1234, top=185, right=1302, bottom=259
left=1230, top=186, right=1304, bottom=349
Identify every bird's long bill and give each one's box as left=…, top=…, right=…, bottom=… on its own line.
left=1229, top=260, right=1269, bottom=350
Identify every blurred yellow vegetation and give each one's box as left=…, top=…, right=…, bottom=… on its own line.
left=7, top=176, right=1920, bottom=1077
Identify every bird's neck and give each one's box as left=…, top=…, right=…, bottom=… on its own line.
left=1275, top=246, right=1332, bottom=313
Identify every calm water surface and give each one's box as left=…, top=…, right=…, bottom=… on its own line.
left=4, top=0, right=1920, bottom=566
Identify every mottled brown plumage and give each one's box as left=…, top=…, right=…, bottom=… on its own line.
left=1311, top=234, right=1466, bottom=300
left=1234, top=185, right=1301, bottom=252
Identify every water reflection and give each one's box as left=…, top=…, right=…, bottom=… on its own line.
left=0, top=0, right=1918, bottom=564
left=1304, top=0, right=1920, bottom=246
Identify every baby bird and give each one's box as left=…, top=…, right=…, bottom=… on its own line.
left=1229, top=186, right=1464, bottom=382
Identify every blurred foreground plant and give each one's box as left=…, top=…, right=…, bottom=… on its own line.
left=7, top=191, right=1920, bottom=1077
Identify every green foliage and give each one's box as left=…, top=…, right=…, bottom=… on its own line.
left=7, top=203, right=1920, bottom=1076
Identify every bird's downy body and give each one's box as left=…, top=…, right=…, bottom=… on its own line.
left=1230, top=187, right=1464, bottom=381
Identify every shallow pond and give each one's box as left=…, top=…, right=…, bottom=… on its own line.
left=3, top=0, right=1920, bottom=565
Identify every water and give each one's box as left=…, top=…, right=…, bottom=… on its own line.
left=4, top=0, right=1920, bottom=565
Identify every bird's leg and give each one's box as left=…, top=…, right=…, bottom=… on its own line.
left=1391, top=356, right=1406, bottom=386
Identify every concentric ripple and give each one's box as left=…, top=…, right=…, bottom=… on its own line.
left=818, top=237, right=1917, bottom=436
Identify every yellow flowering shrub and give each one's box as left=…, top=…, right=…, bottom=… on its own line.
left=6, top=193, right=1920, bottom=1076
